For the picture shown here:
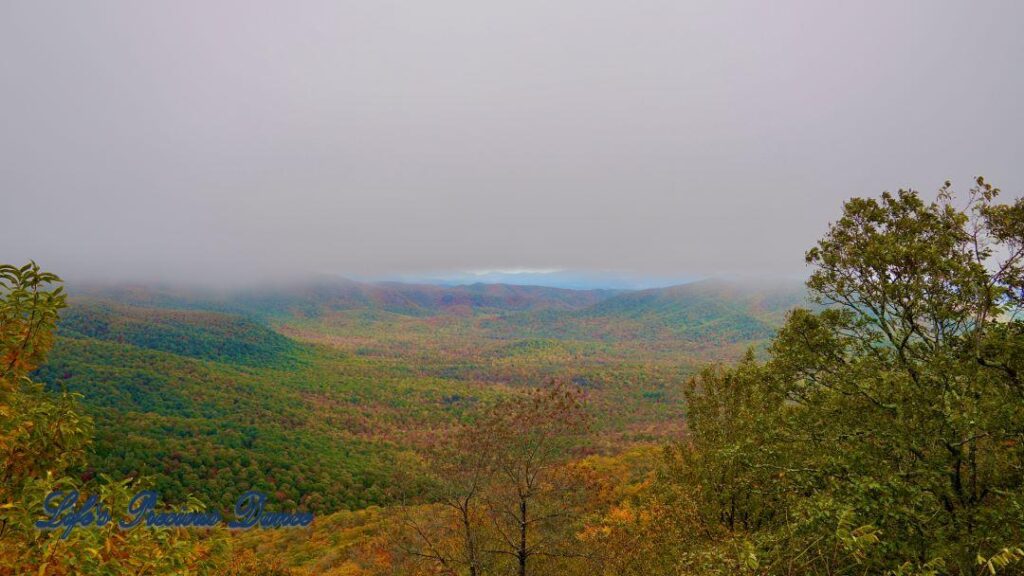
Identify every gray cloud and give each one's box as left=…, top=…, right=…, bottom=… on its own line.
left=1, top=1, right=1021, bottom=286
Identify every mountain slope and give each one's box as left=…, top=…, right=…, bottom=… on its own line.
left=59, top=299, right=298, bottom=367
left=73, top=278, right=621, bottom=318
left=580, top=278, right=807, bottom=342
left=236, top=280, right=620, bottom=316
left=33, top=300, right=475, bottom=512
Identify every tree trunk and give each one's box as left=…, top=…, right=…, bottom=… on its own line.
left=462, top=506, right=478, bottom=576
left=518, top=498, right=528, bottom=576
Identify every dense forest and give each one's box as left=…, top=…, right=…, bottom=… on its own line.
left=25, top=274, right=785, bottom=516
left=3, top=179, right=1024, bottom=574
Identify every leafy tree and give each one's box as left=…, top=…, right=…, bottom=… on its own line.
left=0, top=263, right=218, bottom=575
left=663, top=179, right=1024, bottom=575
left=480, top=382, right=591, bottom=576
left=678, top=351, right=790, bottom=534
left=1, top=262, right=90, bottom=558
left=776, top=178, right=1024, bottom=573
left=391, top=382, right=592, bottom=576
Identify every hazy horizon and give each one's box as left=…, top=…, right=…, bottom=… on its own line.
left=2, top=1, right=1022, bottom=285
left=68, top=269, right=802, bottom=292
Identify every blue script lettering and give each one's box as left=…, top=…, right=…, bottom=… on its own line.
left=35, top=490, right=112, bottom=539
left=38, top=489, right=311, bottom=534
left=229, top=490, right=313, bottom=529
left=119, top=490, right=157, bottom=529
left=119, top=490, right=221, bottom=529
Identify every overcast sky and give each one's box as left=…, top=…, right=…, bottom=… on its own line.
left=1, top=1, right=1021, bottom=287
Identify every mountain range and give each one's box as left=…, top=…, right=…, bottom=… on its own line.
left=71, top=277, right=807, bottom=336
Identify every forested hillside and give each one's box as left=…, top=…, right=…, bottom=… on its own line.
left=71, top=279, right=622, bottom=318
left=58, top=300, right=298, bottom=366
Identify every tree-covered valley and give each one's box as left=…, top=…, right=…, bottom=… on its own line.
left=32, top=277, right=799, bottom=515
